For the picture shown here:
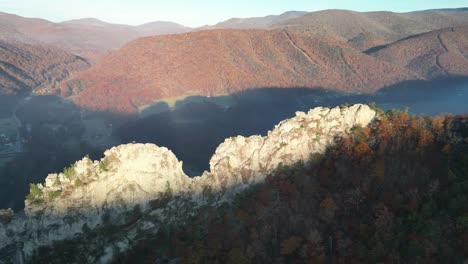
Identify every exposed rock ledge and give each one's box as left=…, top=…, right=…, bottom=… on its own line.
left=0, top=104, right=375, bottom=262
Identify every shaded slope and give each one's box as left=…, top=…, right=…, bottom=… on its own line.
left=0, top=40, right=90, bottom=94
left=369, top=27, right=468, bottom=79
left=66, top=29, right=417, bottom=113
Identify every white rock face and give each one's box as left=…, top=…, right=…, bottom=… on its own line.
left=208, top=104, right=376, bottom=193
left=25, top=144, right=190, bottom=217
left=0, top=104, right=375, bottom=262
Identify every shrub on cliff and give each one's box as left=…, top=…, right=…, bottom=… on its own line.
left=26, top=184, right=43, bottom=205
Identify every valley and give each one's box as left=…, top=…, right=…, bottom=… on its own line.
left=0, top=5, right=467, bottom=263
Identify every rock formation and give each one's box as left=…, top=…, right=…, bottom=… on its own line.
left=0, top=104, right=375, bottom=262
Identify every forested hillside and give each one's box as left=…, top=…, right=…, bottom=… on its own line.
left=32, top=109, right=468, bottom=263
left=118, top=110, right=468, bottom=263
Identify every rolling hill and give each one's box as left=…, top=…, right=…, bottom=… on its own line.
left=65, top=29, right=418, bottom=113
left=0, top=12, right=192, bottom=60
left=1, top=8, right=467, bottom=112
left=0, top=40, right=90, bottom=95
left=1, top=8, right=465, bottom=60
left=273, top=9, right=468, bottom=50
left=368, top=27, right=468, bottom=79
left=200, top=11, right=307, bottom=30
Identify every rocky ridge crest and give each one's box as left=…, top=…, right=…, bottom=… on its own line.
left=0, top=104, right=375, bottom=262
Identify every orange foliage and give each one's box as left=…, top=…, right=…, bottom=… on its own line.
left=431, top=116, right=445, bottom=136
left=418, top=129, right=434, bottom=149
left=378, top=118, right=393, bottom=144
left=353, top=141, right=371, bottom=157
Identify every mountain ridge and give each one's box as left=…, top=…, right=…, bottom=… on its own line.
left=200, top=10, right=307, bottom=30
left=0, top=104, right=376, bottom=261
left=274, top=9, right=468, bottom=50
left=0, top=11, right=192, bottom=60
left=65, top=29, right=419, bottom=113
left=368, top=26, right=468, bottom=79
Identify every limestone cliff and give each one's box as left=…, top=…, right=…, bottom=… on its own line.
left=0, top=104, right=375, bottom=263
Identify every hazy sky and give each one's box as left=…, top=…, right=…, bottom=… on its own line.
left=0, top=0, right=466, bottom=27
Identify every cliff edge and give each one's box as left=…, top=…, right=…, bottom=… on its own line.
left=0, top=104, right=375, bottom=262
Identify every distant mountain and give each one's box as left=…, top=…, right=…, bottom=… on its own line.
left=0, top=12, right=192, bottom=60
left=1, top=8, right=467, bottom=111
left=200, top=11, right=307, bottom=30
left=137, top=21, right=191, bottom=34
left=61, top=17, right=114, bottom=27
left=65, top=29, right=417, bottom=113
left=0, top=40, right=90, bottom=95
left=273, top=9, right=468, bottom=50
left=424, top=7, right=468, bottom=12
left=1, top=8, right=465, bottom=59
left=368, top=26, right=468, bottom=79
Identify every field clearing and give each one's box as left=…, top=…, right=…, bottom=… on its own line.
left=138, top=93, right=237, bottom=117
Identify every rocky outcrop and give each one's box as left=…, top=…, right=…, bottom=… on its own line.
left=208, top=104, right=376, bottom=193
left=25, top=145, right=189, bottom=217
left=0, top=104, right=375, bottom=262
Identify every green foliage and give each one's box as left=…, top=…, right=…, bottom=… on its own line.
left=341, top=103, right=351, bottom=108
left=74, top=178, right=84, bottom=187
left=29, top=183, right=42, bottom=197
left=368, top=102, right=386, bottom=116
left=26, top=183, right=43, bottom=204
left=47, top=191, right=61, bottom=200
left=53, top=176, right=61, bottom=187
left=350, top=125, right=366, bottom=142
left=99, top=158, right=110, bottom=172
left=62, top=165, right=76, bottom=179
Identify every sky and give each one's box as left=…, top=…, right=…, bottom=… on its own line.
left=0, top=0, right=467, bottom=27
